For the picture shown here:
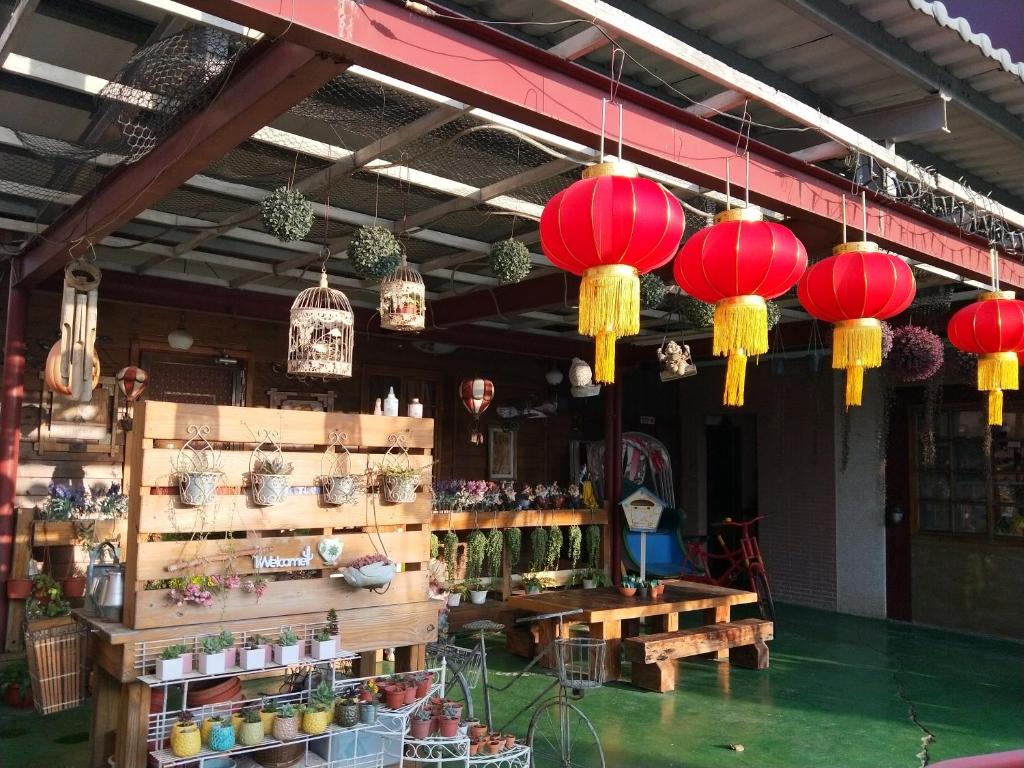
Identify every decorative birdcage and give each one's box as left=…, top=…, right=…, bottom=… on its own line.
left=379, top=261, right=425, bottom=332
left=320, top=431, right=365, bottom=506
left=288, top=269, right=354, bottom=378
left=175, top=424, right=222, bottom=506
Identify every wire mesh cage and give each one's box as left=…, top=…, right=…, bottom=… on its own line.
left=379, top=263, right=426, bottom=332
left=288, top=269, right=354, bottom=378
left=25, top=618, right=88, bottom=715
left=426, top=643, right=483, bottom=689
left=554, top=638, right=606, bottom=690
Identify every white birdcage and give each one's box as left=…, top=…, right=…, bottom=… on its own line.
left=379, top=262, right=425, bottom=331
left=288, top=269, right=354, bottom=378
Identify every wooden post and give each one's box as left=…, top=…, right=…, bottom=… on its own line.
left=90, top=666, right=121, bottom=768
left=395, top=643, right=426, bottom=672
left=115, top=680, right=151, bottom=768
left=592, top=620, right=622, bottom=682
left=4, top=506, right=31, bottom=652
left=703, top=605, right=731, bottom=660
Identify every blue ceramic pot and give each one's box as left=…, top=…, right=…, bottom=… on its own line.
left=209, top=723, right=236, bottom=752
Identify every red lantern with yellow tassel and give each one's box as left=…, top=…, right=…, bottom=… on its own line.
left=673, top=207, right=807, bottom=406
left=540, top=161, right=684, bottom=384
left=947, top=291, right=1024, bottom=425
left=798, top=242, right=915, bottom=408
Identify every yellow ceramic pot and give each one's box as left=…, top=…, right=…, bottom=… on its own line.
left=301, top=708, right=331, bottom=735
left=170, top=722, right=202, bottom=758
left=238, top=720, right=265, bottom=747
left=200, top=716, right=224, bottom=744
left=259, top=710, right=277, bottom=735
left=231, top=713, right=244, bottom=735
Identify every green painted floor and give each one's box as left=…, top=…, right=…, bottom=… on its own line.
left=2, top=604, right=1021, bottom=767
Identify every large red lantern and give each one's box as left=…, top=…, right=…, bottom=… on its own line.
left=674, top=207, right=807, bottom=406
left=460, top=378, right=494, bottom=445
left=798, top=242, right=915, bottom=407
left=948, top=291, right=1024, bottom=425
left=541, top=161, right=684, bottom=384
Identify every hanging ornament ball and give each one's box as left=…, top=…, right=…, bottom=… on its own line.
left=639, top=273, right=667, bottom=310
left=888, top=324, right=944, bottom=383
left=349, top=225, right=403, bottom=279
left=677, top=295, right=716, bottom=328
left=260, top=186, right=314, bottom=243
left=489, top=238, right=532, bottom=283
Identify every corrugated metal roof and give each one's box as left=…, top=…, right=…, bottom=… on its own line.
left=906, top=0, right=1024, bottom=80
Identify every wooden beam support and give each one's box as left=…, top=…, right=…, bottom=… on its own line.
left=684, top=89, right=747, bottom=119
left=429, top=272, right=577, bottom=327
left=0, top=0, right=39, bottom=62
left=547, top=25, right=612, bottom=60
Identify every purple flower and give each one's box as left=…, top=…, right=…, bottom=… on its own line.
left=889, top=324, right=944, bottom=382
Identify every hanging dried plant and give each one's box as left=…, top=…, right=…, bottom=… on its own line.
left=888, top=325, right=944, bottom=382
left=442, top=530, right=458, bottom=580
left=881, top=321, right=894, bottom=359
left=639, top=273, right=667, bottom=310
left=466, top=530, right=487, bottom=579
left=567, top=524, right=582, bottom=570
left=922, top=376, right=942, bottom=468
left=348, top=225, right=402, bottom=279
left=949, top=348, right=976, bottom=383
left=485, top=528, right=504, bottom=579
left=260, top=186, right=314, bottom=242
left=429, top=532, right=439, bottom=560
left=529, top=527, right=548, bottom=573
left=505, top=527, right=522, bottom=571
left=488, top=238, right=532, bottom=283
left=545, top=525, right=563, bottom=571
left=584, top=525, right=601, bottom=569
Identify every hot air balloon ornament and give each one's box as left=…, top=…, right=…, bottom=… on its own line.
left=115, top=366, right=149, bottom=430
left=460, top=378, right=494, bottom=445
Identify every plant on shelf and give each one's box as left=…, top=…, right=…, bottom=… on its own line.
left=156, top=644, right=189, bottom=681
left=465, top=529, right=486, bottom=579
left=312, top=627, right=336, bottom=660
left=446, top=581, right=468, bottom=607
left=584, top=524, right=601, bottom=570
left=274, top=628, right=301, bottom=665
left=200, top=713, right=224, bottom=745
left=439, top=703, right=460, bottom=738
left=260, top=185, right=314, bottom=242
left=580, top=568, right=610, bottom=589
left=238, top=706, right=265, bottom=747
left=650, top=578, right=665, bottom=598
left=259, top=697, right=278, bottom=735
left=521, top=573, right=544, bottom=595
left=528, top=526, right=548, bottom=573
left=485, top=528, right=503, bottom=579
left=208, top=713, right=236, bottom=752
left=272, top=703, right=300, bottom=741
left=442, top=530, right=459, bottom=580
left=567, top=524, right=582, bottom=571
left=465, top=577, right=489, bottom=605
left=170, top=710, right=202, bottom=758
left=326, top=608, right=339, bottom=637
left=25, top=573, right=69, bottom=619
left=0, top=661, right=33, bottom=709
left=410, top=708, right=432, bottom=739
left=429, top=532, right=440, bottom=560
left=505, top=527, right=522, bottom=571
left=544, top=525, right=563, bottom=571
left=240, top=637, right=265, bottom=671
left=302, top=682, right=336, bottom=735
left=334, top=691, right=361, bottom=728
left=340, top=552, right=397, bottom=590
left=197, top=633, right=227, bottom=675
left=619, top=574, right=638, bottom=597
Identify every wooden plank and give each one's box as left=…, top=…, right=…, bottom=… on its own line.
left=114, top=680, right=150, bottom=768
left=136, top=400, right=435, bottom=448
left=441, top=508, right=608, bottom=530
left=622, top=619, right=774, bottom=664
left=90, top=666, right=121, bottom=768
left=730, top=639, right=770, bottom=670
left=630, top=658, right=677, bottom=693
left=133, top=529, right=429, bottom=580
left=129, top=570, right=430, bottom=629
left=33, top=519, right=125, bottom=546
left=703, top=605, right=731, bottom=661
left=592, top=620, right=622, bottom=682
left=4, top=507, right=32, bottom=652
left=121, top=426, right=147, bottom=628
left=136, top=489, right=432, bottom=533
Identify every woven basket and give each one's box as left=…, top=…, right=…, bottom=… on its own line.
left=25, top=616, right=86, bottom=715
left=252, top=742, right=306, bottom=768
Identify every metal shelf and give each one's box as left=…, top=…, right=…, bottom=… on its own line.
left=140, top=649, right=359, bottom=687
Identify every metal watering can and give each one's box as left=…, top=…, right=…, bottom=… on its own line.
left=86, top=541, right=124, bottom=621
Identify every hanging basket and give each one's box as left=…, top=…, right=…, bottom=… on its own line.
left=657, top=339, right=697, bottom=382
left=251, top=473, right=291, bottom=506
left=174, top=425, right=222, bottom=506
left=340, top=559, right=397, bottom=589
left=381, top=472, right=419, bottom=503
left=249, top=431, right=293, bottom=506
left=379, top=263, right=426, bottom=332
left=288, top=269, right=354, bottom=379
left=376, top=434, right=423, bottom=504
left=320, top=431, right=365, bottom=506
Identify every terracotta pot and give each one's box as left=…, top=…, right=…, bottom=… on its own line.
left=469, top=741, right=481, bottom=756
left=504, top=734, right=516, bottom=748
left=415, top=673, right=433, bottom=698
left=187, top=676, right=242, bottom=708
left=3, top=684, right=33, bottom=709
left=617, top=587, right=637, bottom=597
left=61, top=576, right=87, bottom=599
left=487, top=739, right=503, bottom=754
left=469, top=723, right=488, bottom=741
left=358, top=690, right=373, bottom=702
left=444, top=701, right=463, bottom=720
left=651, top=584, right=665, bottom=599
left=430, top=715, right=441, bottom=734
left=410, top=718, right=431, bottom=739
left=5, top=579, right=31, bottom=600
left=403, top=685, right=417, bottom=705
left=384, top=686, right=405, bottom=710
left=438, top=717, right=459, bottom=738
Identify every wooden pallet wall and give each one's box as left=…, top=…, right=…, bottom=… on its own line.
left=123, top=401, right=435, bottom=633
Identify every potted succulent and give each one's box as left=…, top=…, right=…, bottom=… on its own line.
left=301, top=682, right=335, bottom=735
left=178, top=451, right=222, bottom=507
left=466, top=578, right=489, bottom=605
left=468, top=720, right=488, bottom=742
left=503, top=734, right=516, bottom=748
left=580, top=568, right=609, bottom=589
left=274, top=629, right=301, bottom=665
left=311, top=627, right=335, bottom=660
left=487, top=736, right=504, bottom=754
left=522, top=574, right=544, bottom=595
left=359, top=679, right=379, bottom=702
left=438, top=704, right=460, bottom=737
left=334, top=693, right=360, bottom=728
left=413, top=671, right=434, bottom=698
left=447, top=582, right=467, bottom=607
left=200, top=714, right=225, bottom=745
left=250, top=455, right=294, bottom=506
left=340, top=553, right=397, bottom=589
left=250, top=633, right=272, bottom=664
left=198, top=634, right=227, bottom=675
left=359, top=698, right=378, bottom=725
left=637, top=579, right=650, bottom=599
left=170, top=710, right=202, bottom=758
left=618, top=574, right=638, bottom=598
left=216, top=629, right=237, bottom=667
left=410, top=709, right=431, bottom=739
left=0, top=661, right=33, bottom=709
left=259, top=698, right=278, bottom=735
left=61, top=567, right=87, bottom=599
left=469, top=740, right=482, bottom=756
left=383, top=681, right=406, bottom=710
left=378, top=461, right=421, bottom=504
left=401, top=675, right=418, bottom=705
left=237, top=706, right=265, bottom=747
left=208, top=715, right=236, bottom=752
left=271, top=703, right=300, bottom=741
left=156, top=644, right=187, bottom=681
left=240, top=638, right=265, bottom=671
left=650, top=579, right=665, bottom=599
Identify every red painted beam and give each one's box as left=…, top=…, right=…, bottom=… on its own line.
left=14, top=38, right=345, bottom=288
left=429, top=272, right=580, bottom=327
left=192, top=0, right=1023, bottom=289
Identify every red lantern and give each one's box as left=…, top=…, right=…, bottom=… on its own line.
left=460, top=378, right=494, bottom=445
left=798, top=243, right=915, bottom=407
left=674, top=207, right=807, bottom=406
left=948, top=291, right=1024, bottom=425
left=116, top=366, right=148, bottom=402
left=541, top=161, right=684, bottom=384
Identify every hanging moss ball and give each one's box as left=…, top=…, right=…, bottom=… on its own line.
left=766, top=300, right=782, bottom=330
left=260, top=186, right=314, bottom=243
left=888, top=324, right=944, bottom=382
left=488, top=238, right=532, bottom=283
left=639, top=273, right=667, bottom=310
left=348, top=226, right=402, bottom=279
left=677, top=296, right=715, bottom=327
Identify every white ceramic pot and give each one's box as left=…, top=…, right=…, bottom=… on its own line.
left=197, top=651, right=225, bottom=675
left=273, top=643, right=300, bottom=665
left=582, top=579, right=597, bottom=590
left=341, top=561, right=397, bottom=589
left=251, top=473, right=290, bottom=506
left=469, top=590, right=488, bottom=605
left=240, top=647, right=265, bottom=671
left=179, top=471, right=220, bottom=506
left=312, top=638, right=335, bottom=660
left=155, top=656, right=184, bottom=681
left=447, top=593, right=461, bottom=607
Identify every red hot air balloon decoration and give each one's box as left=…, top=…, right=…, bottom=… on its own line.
left=541, top=161, right=684, bottom=384
left=460, top=378, right=494, bottom=445
left=674, top=207, right=807, bottom=406
left=798, top=242, right=915, bottom=407
left=116, top=366, right=149, bottom=402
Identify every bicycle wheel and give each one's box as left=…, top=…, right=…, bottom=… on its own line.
left=750, top=567, right=775, bottom=622
left=441, top=666, right=474, bottom=720
left=527, top=698, right=605, bottom=768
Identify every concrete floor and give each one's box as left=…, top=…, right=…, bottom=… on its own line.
left=2, top=604, right=1021, bottom=767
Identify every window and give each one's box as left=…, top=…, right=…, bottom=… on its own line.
left=914, top=407, right=1024, bottom=538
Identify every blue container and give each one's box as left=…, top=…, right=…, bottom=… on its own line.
left=209, top=723, right=236, bottom=752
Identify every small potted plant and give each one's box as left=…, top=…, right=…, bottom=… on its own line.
left=5, top=576, right=31, bottom=600
left=637, top=579, right=650, bottom=599
left=340, top=553, right=397, bottom=589
left=208, top=715, right=236, bottom=752
left=156, top=644, right=187, bottom=681
left=274, top=628, right=300, bottom=665
left=487, top=736, right=504, bottom=754
left=359, top=698, right=378, bottom=725
left=335, top=693, right=360, bottom=728
left=414, top=670, right=434, bottom=698
left=359, top=679, right=379, bottom=702
left=401, top=674, right=418, bottom=705
left=301, top=682, right=335, bottom=735
left=197, top=634, right=226, bottom=675
left=410, top=709, right=431, bottom=739
left=61, top=567, right=87, bottom=599
left=466, top=577, right=489, bottom=605
left=237, top=706, right=265, bottom=747
left=447, top=582, right=468, bottom=607
left=178, top=450, right=222, bottom=507
left=0, top=661, right=33, bottom=709
left=618, top=574, right=638, bottom=597
left=200, top=713, right=224, bottom=744
left=383, top=680, right=406, bottom=710
left=650, top=578, right=665, bottom=599
left=259, top=698, right=278, bottom=735
left=250, top=633, right=272, bottom=664
left=581, top=568, right=609, bottom=589
left=503, top=734, right=516, bottom=749
left=311, top=627, right=335, bottom=660
left=378, top=464, right=420, bottom=504
left=469, top=720, right=488, bottom=741
left=250, top=454, right=294, bottom=506
left=438, top=704, right=460, bottom=738
left=170, top=710, right=202, bottom=758
left=240, top=638, right=265, bottom=671
left=469, top=740, right=482, bottom=756
left=217, top=628, right=237, bottom=667
left=522, top=573, right=543, bottom=595
left=272, top=703, right=300, bottom=741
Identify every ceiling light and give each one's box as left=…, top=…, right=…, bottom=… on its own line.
left=167, top=314, right=193, bottom=351
left=545, top=366, right=564, bottom=386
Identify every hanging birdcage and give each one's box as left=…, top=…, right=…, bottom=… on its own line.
left=379, top=262, right=425, bottom=332
left=288, top=269, right=354, bottom=378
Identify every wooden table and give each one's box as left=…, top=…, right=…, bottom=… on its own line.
left=507, top=583, right=758, bottom=682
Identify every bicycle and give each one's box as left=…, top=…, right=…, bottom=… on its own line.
left=427, top=610, right=606, bottom=768
left=683, top=515, right=775, bottom=621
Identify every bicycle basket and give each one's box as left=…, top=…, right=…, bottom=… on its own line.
left=426, top=642, right=483, bottom=689
left=554, top=638, right=606, bottom=690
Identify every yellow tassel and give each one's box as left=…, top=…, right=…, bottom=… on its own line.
left=578, top=264, right=639, bottom=338
left=594, top=329, right=617, bottom=384
left=713, top=296, right=767, bottom=358
left=723, top=351, right=747, bottom=407
left=988, top=389, right=1003, bottom=426
left=833, top=319, right=882, bottom=370
left=845, top=365, right=864, bottom=408
left=977, top=351, right=1018, bottom=392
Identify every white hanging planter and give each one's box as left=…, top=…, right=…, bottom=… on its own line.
left=381, top=473, right=418, bottom=504
left=249, top=431, right=292, bottom=506
left=340, top=559, right=397, bottom=589
left=251, top=473, right=291, bottom=506
left=175, top=425, right=221, bottom=506
left=320, top=431, right=365, bottom=506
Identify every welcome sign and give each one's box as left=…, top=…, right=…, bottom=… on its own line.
left=252, top=545, right=314, bottom=569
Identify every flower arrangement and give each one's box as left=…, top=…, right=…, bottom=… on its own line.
left=26, top=574, right=70, bottom=619
left=168, top=577, right=216, bottom=607
left=242, top=577, right=269, bottom=601
left=888, top=324, right=944, bottom=382
left=340, top=553, right=397, bottom=589
left=488, top=238, right=532, bottom=283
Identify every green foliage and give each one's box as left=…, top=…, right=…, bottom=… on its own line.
left=253, top=454, right=294, bottom=475
left=217, top=629, right=234, bottom=650
left=442, top=530, right=459, bottom=580
left=581, top=568, right=610, bottom=586
left=584, top=525, right=601, bottom=569
left=766, top=300, right=782, bottom=330
left=485, top=528, right=504, bottom=579
left=313, top=628, right=332, bottom=642
left=429, top=532, right=440, bottom=560
left=177, top=710, right=195, bottom=725
left=326, top=609, right=339, bottom=637
left=0, top=661, right=30, bottom=694
left=159, top=644, right=188, bottom=660
left=348, top=225, right=402, bottom=279
left=639, top=273, right=667, bottom=310
left=505, top=527, right=522, bottom=571
left=277, top=704, right=298, bottom=719
left=200, top=635, right=222, bottom=655
left=528, top=526, right=548, bottom=572
left=488, top=238, right=532, bottom=283
left=243, top=706, right=262, bottom=724
left=464, top=577, right=484, bottom=592
left=311, top=681, right=336, bottom=711
left=260, top=186, right=314, bottom=242
left=567, top=524, right=582, bottom=570
left=278, top=629, right=299, bottom=647
left=466, top=530, right=487, bottom=579
left=545, top=525, right=563, bottom=571
left=678, top=295, right=715, bottom=327
left=261, top=698, right=278, bottom=714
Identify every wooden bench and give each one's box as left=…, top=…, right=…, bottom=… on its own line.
left=623, top=618, right=773, bottom=692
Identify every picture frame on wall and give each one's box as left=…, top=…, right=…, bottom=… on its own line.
left=488, top=426, right=516, bottom=480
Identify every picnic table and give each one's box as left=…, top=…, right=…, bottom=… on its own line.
left=507, top=582, right=766, bottom=689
